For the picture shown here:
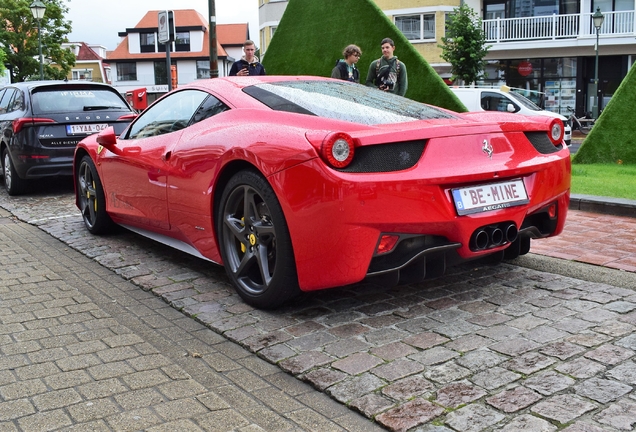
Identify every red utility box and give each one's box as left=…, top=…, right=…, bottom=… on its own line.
left=125, top=87, right=147, bottom=112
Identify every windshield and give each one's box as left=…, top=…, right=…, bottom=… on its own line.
left=243, top=80, right=458, bottom=125
left=32, top=88, right=130, bottom=114
left=508, top=91, right=542, bottom=112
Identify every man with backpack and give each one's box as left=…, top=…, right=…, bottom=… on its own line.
left=365, top=38, right=408, bottom=96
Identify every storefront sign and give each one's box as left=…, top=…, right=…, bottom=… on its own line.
left=518, top=61, right=533, bottom=76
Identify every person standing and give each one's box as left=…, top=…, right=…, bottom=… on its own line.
left=229, top=40, right=266, bottom=76
left=331, top=44, right=362, bottom=83
left=365, top=38, right=408, bottom=96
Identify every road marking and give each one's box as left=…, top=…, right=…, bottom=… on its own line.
left=28, top=213, right=81, bottom=224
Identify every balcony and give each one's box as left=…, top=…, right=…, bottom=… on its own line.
left=484, top=10, right=635, bottom=44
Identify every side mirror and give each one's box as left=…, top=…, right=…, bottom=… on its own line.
left=96, top=126, right=117, bottom=146
left=96, top=126, right=122, bottom=155
left=507, top=103, right=516, bottom=113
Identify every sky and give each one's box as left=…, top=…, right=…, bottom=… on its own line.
left=66, top=0, right=260, bottom=51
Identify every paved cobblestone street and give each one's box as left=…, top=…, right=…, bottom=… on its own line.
left=2, top=182, right=636, bottom=431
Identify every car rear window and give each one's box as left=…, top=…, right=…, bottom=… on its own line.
left=243, top=81, right=458, bottom=125
left=32, top=88, right=129, bottom=114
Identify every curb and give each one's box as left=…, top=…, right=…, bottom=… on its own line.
left=570, top=193, right=636, bottom=218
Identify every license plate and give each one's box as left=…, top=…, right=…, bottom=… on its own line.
left=452, top=179, right=529, bottom=215
left=66, top=123, right=108, bottom=135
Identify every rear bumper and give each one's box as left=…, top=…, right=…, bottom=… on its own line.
left=272, top=154, right=571, bottom=292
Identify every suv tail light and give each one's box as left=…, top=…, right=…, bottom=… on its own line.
left=12, top=117, right=55, bottom=134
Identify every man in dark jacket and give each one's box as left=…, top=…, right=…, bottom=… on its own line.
left=229, top=40, right=266, bottom=76
left=331, top=44, right=362, bottom=83
left=365, top=38, right=408, bottom=96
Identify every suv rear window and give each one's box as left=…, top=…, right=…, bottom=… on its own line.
left=32, top=89, right=129, bottom=114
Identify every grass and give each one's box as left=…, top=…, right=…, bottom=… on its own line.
left=570, top=163, right=636, bottom=200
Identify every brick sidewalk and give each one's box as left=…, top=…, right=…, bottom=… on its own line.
left=531, top=210, right=636, bottom=273
left=0, top=211, right=380, bottom=431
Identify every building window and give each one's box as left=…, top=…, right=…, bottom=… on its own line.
left=140, top=32, right=156, bottom=53
left=154, top=61, right=168, bottom=85
left=72, top=69, right=92, bottom=81
left=197, top=61, right=210, bottom=79
left=117, top=63, right=137, bottom=81
left=175, top=32, right=190, bottom=52
left=395, top=14, right=436, bottom=40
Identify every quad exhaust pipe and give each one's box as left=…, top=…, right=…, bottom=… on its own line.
left=471, top=222, right=518, bottom=251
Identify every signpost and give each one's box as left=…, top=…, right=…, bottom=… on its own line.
left=208, top=0, right=218, bottom=78
left=158, top=11, right=175, bottom=91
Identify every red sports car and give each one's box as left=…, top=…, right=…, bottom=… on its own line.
left=74, top=76, right=570, bottom=309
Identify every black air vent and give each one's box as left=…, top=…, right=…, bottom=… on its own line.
left=524, top=132, right=562, bottom=154
left=337, top=140, right=426, bottom=173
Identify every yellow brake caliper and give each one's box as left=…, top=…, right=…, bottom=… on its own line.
left=92, top=181, right=97, bottom=212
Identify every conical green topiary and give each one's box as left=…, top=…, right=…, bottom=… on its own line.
left=572, top=64, right=636, bottom=164
left=261, top=0, right=466, bottom=112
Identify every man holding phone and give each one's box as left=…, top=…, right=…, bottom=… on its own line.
left=229, top=40, right=266, bottom=76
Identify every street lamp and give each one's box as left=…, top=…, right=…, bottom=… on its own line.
left=592, top=7, right=604, bottom=119
left=30, top=0, right=46, bottom=80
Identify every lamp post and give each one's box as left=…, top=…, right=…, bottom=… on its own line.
left=30, top=0, right=46, bottom=80
left=592, top=7, right=604, bottom=119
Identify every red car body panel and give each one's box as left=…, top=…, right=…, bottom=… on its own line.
left=74, top=76, right=570, bottom=294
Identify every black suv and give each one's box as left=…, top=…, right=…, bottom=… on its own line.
left=0, top=81, right=135, bottom=195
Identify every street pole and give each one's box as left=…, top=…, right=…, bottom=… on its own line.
left=30, top=1, right=46, bottom=80
left=208, top=0, right=218, bottom=78
left=37, top=18, right=43, bottom=80
left=592, top=7, right=604, bottom=119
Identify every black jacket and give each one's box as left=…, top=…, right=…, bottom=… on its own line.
left=331, top=60, right=360, bottom=83
left=229, top=58, right=266, bottom=76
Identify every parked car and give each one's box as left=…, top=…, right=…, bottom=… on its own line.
left=450, top=86, right=572, bottom=146
left=0, top=81, right=135, bottom=195
left=74, top=76, right=571, bottom=309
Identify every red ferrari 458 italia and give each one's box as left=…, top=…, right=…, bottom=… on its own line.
left=74, top=76, right=570, bottom=309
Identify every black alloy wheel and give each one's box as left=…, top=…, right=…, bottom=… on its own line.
left=76, top=155, right=114, bottom=234
left=217, top=170, right=299, bottom=309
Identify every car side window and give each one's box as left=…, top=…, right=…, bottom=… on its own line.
left=8, top=90, right=24, bottom=112
left=0, top=88, right=15, bottom=114
left=126, top=90, right=208, bottom=140
left=192, top=95, right=229, bottom=124
left=482, top=92, right=519, bottom=113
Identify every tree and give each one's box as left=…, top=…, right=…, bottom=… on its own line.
left=440, top=4, right=490, bottom=86
left=0, top=49, right=6, bottom=76
left=0, top=0, right=75, bottom=82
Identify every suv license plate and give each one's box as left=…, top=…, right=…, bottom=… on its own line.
left=66, top=123, right=108, bottom=135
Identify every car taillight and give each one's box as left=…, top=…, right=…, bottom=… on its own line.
left=118, top=113, right=137, bottom=121
left=376, top=234, right=400, bottom=255
left=320, top=132, right=355, bottom=169
left=12, top=117, right=55, bottom=134
left=548, top=118, right=564, bottom=145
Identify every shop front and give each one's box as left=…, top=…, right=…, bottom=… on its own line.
left=478, top=55, right=629, bottom=117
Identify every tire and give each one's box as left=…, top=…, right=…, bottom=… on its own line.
left=217, top=170, right=300, bottom=309
left=579, top=125, right=591, bottom=135
left=76, top=155, right=115, bottom=234
left=2, top=148, right=28, bottom=195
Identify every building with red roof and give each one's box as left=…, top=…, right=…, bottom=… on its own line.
left=106, top=9, right=249, bottom=103
left=61, top=43, right=111, bottom=84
